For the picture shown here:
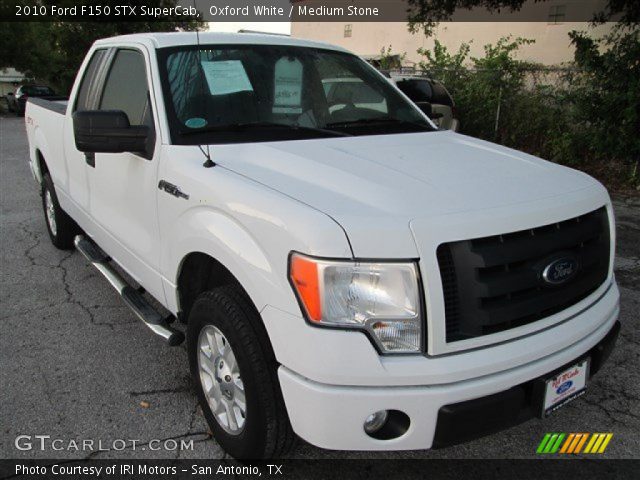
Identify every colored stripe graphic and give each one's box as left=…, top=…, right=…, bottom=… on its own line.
left=539, top=433, right=613, bottom=454
left=574, top=433, right=589, bottom=453
left=584, top=433, right=614, bottom=454
left=537, top=433, right=552, bottom=453
left=544, top=433, right=558, bottom=453
left=584, top=433, right=599, bottom=453
left=550, top=433, right=565, bottom=453
left=567, top=433, right=583, bottom=453
left=559, top=433, right=575, bottom=453
left=597, top=433, right=613, bottom=453
left=537, top=433, right=566, bottom=453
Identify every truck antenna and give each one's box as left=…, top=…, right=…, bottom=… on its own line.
left=193, top=0, right=215, bottom=168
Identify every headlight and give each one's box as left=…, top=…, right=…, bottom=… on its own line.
left=289, top=253, right=423, bottom=353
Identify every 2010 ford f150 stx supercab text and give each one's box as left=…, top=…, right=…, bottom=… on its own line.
left=25, top=33, right=620, bottom=459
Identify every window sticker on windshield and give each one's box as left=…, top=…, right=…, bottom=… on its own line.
left=185, top=117, right=207, bottom=129
left=200, top=60, right=253, bottom=96
left=273, top=57, right=303, bottom=114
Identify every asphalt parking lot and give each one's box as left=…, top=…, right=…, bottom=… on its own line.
left=1, top=114, right=639, bottom=460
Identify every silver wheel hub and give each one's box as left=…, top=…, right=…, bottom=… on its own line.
left=45, top=190, right=57, bottom=236
left=197, top=325, right=246, bottom=434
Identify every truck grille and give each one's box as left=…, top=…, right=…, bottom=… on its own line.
left=437, top=207, right=610, bottom=342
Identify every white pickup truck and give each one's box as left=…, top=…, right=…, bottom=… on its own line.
left=26, top=32, right=620, bottom=459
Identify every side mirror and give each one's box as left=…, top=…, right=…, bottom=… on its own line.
left=415, top=101, right=433, bottom=117
left=73, top=110, right=148, bottom=155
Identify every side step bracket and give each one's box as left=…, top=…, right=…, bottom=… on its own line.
left=74, top=235, right=184, bottom=346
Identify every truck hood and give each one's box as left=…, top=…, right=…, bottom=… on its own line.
left=217, top=131, right=601, bottom=256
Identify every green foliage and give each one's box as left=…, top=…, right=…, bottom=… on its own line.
left=417, top=33, right=639, bottom=189
left=567, top=27, right=640, bottom=168
left=417, top=39, right=470, bottom=87
left=377, top=45, right=407, bottom=70
left=0, top=1, right=202, bottom=94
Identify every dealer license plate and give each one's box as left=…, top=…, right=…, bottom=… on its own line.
left=542, top=359, right=589, bottom=417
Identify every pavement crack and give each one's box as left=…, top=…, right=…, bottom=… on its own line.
left=18, top=222, right=42, bottom=267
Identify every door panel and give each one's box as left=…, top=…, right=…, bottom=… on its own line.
left=64, top=48, right=108, bottom=212
left=87, top=47, right=164, bottom=301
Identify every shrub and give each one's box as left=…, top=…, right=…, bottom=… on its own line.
left=417, top=33, right=639, bottom=190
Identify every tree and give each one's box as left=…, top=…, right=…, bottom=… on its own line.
left=567, top=26, right=640, bottom=167
left=0, top=0, right=202, bottom=93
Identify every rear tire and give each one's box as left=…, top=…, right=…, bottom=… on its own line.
left=41, top=173, right=79, bottom=250
left=187, top=285, right=295, bottom=459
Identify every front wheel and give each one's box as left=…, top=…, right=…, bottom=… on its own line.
left=187, top=286, right=295, bottom=459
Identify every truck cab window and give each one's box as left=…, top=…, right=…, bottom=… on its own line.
left=74, top=49, right=107, bottom=112
left=99, top=49, right=150, bottom=126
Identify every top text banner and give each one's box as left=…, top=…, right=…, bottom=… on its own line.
left=5, top=0, right=615, bottom=22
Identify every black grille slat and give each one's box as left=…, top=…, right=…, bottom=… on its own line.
left=478, top=272, right=605, bottom=321
left=468, top=217, right=603, bottom=268
left=437, top=207, right=610, bottom=343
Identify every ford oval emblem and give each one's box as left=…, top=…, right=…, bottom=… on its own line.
left=556, top=380, right=573, bottom=394
left=542, top=257, right=578, bottom=285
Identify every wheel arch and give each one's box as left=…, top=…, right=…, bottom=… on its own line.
left=164, top=205, right=303, bottom=321
left=35, top=148, right=49, bottom=182
left=176, top=251, right=258, bottom=321
left=31, top=125, right=51, bottom=185
left=175, top=250, right=286, bottom=381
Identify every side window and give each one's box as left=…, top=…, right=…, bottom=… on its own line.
left=99, top=49, right=150, bottom=126
left=74, top=49, right=106, bottom=112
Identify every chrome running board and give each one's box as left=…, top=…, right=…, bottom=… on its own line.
left=74, top=235, right=184, bottom=346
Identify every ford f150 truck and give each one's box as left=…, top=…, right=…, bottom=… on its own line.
left=25, top=32, right=620, bottom=459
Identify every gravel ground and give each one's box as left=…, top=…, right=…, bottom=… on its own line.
left=1, top=115, right=639, bottom=460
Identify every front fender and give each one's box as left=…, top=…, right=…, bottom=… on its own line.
left=157, top=147, right=352, bottom=336
left=167, top=206, right=283, bottom=314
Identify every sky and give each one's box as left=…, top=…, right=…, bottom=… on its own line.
left=207, top=22, right=292, bottom=34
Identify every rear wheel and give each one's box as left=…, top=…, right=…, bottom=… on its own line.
left=41, top=173, right=79, bottom=250
left=187, top=285, right=295, bottom=459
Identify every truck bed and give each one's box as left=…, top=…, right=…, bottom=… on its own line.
left=27, top=97, right=68, bottom=115
left=25, top=97, right=69, bottom=191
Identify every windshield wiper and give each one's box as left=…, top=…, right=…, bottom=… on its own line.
left=180, top=121, right=352, bottom=137
left=325, top=117, right=433, bottom=131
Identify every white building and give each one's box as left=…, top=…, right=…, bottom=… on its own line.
left=291, top=1, right=614, bottom=66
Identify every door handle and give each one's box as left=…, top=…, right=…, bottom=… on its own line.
left=158, top=180, right=189, bottom=200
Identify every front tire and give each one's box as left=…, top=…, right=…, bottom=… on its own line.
left=41, top=173, right=79, bottom=250
left=187, top=285, right=295, bottom=459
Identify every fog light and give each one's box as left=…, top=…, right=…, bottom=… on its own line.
left=364, top=410, right=389, bottom=434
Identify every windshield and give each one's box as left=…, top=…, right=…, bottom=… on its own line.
left=158, top=45, right=435, bottom=144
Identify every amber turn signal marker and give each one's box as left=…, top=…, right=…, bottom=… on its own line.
left=290, top=254, right=322, bottom=321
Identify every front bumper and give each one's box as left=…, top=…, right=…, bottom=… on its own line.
left=278, top=304, right=619, bottom=451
